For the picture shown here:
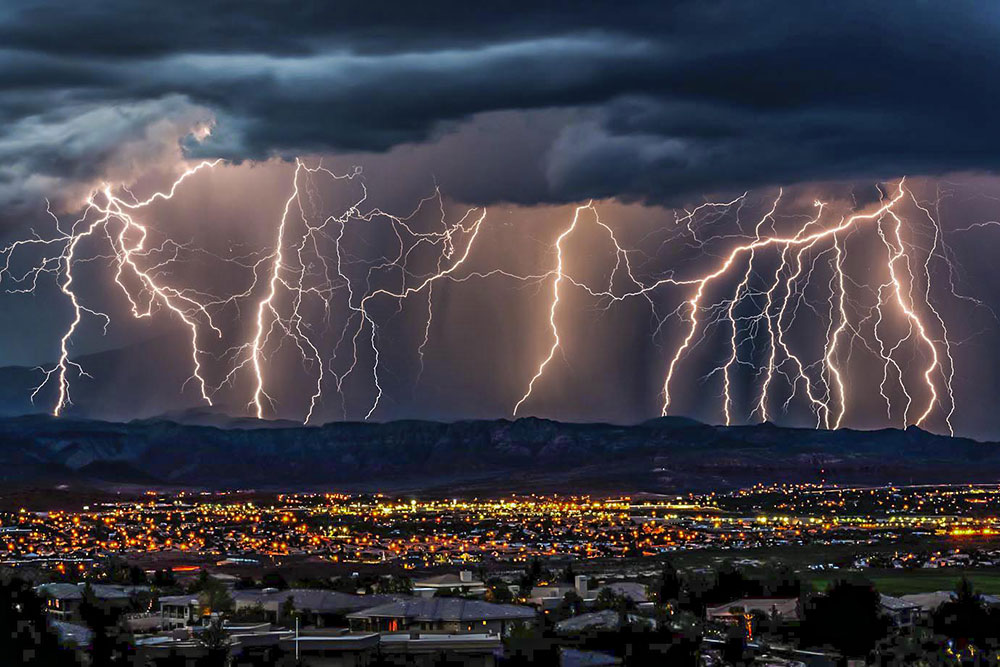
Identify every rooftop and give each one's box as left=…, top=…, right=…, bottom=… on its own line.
left=233, top=589, right=404, bottom=614
left=37, top=583, right=142, bottom=601
left=347, top=598, right=535, bottom=622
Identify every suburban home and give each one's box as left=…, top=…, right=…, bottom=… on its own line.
left=705, top=598, right=800, bottom=623
left=413, top=570, right=486, bottom=597
left=233, top=589, right=404, bottom=627
left=879, top=594, right=922, bottom=627
left=899, top=590, right=1000, bottom=618
left=159, top=594, right=201, bottom=628
left=380, top=631, right=502, bottom=667
left=37, top=583, right=143, bottom=622
left=529, top=575, right=591, bottom=609
left=346, top=598, right=535, bottom=635
left=555, top=609, right=654, bottom=634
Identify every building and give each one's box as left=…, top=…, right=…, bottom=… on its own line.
left=596, top=582, right=648, bottom=605
left=705, top=598, right=800, bottom=623
left=529, top=575, right=591, bottom=610
left=279, top=629, right=380, bottom=667
left=380, top=631, right=502, bottom=667
left=555, top=609, right=654, bottom=634
left=138, top=623, right=500, bottom=667
left=50, top=620, right=93, bottom=648
left=347, top=598, right=535, bottom=635
left=898, top=590, right=1000, bottom=618
left=159, top=594, right=201, bottom=628
left=233, top=589, right=404, bottom=627
left=529, top=577, right=648, bottom=611
left=138, top=623, right=291, bottom=666
left=879, top=594, right=921, bottom=627
left=37, top=583, right=142, bottom=622
left=529, top=583, right=577, bottom=610
left=413, top=570, right=486, bottom=597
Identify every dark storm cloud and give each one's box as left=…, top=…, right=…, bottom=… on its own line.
left=3, top=1, right=1000, bottom=207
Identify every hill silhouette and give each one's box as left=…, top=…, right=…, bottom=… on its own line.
left=0, top=413, right=994, bottom=494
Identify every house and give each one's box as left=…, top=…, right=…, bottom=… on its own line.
left=560, top=647, right=622, bottom=666
left=554, top=609, right=654, bottom=634
left=705, top=598, right=799, bottom=623
left=879, top=594, right=921, bottom=627
left=529, top=575, right=591, bottom=610
left=379, top=631, right=502, bottom=667
left=37, top=583, right=142, bottom=622
left=139, top=623, right=501, bottom=667
left=899, top=590, right=1000, bottom=618
left=279, top=629, right=380, bottom=667
left=138, top=623, right=292, bottom=665
left=159, top=594, right=200, bottom=628
left=346, top=598, right=535, bottom=635
left=595, top=582, right=648, bottom=605
left=233, top=589, right=404, bottom=627
left=530, top=577, right=648, bottom=611
left=529, top=583, right=576, bottom=610
left=50, top=620, right=93, bottom=648
left=413, top=570, right=486, bottom=597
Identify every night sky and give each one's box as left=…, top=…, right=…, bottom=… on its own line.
left=3, top=2, right=1000, bottom=437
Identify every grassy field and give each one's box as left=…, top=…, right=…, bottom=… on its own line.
left=806, top=568, right=1000, bottom=595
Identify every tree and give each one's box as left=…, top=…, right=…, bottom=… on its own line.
left=723, top=624, right=754, bottom=666
left=760, top=563, right=802, bottom=598
left=230, top=602, right=268, bottom=623
left=375, top=575, right=412, bottom=595
left=517, top=557, right=547, bottom=597
left=260, top=572, right=289, bottom=590
left=278, top=596, right=297, bottom=627
left=128, top=565, right=148, bottom=586
left=485, top=577, right=513, bottom=604
left=932, top=577, right=998, bottom=653
left=197, top=579, right=234, bottom=617
left=152, top=569, right=177, bottom=589
left=800, top=578, right=890, bottom=657
left=560, top=562, right=577, bottom=584
left=593, top=588, right=632, bottom=613
left=711, top=563, right=754, bottom=604
left=129, top=588, right=156, bottom=614
left=649, top=561, right=681, bottom=604
left=80, top=583, right=133, bottom=667
left=329, top=575, right=358, bottom=594
left=557, top=590, right=584, bottom=618
left=0, top=578, right=78, bottom=666
left=195, top=617, right=232, bottom=667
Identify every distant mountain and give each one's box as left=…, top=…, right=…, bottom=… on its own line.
left=0, top=336, right=210, bottom=422
left=0, top=414, right=997, bottom=494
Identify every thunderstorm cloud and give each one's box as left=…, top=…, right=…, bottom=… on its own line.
left=2, top=1, right=1000, bottom=210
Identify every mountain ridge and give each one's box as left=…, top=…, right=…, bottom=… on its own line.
left=0, top=413, right=995, bottom=494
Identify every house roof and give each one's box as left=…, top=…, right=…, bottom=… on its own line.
left=159, top=594, right=199, bottom=606
left=597, top=582, right=648, bottom=603
left=899, top=590, right=1000, bottom=612
left=51, top=620, right=93, bottom=645
left=37, top=583, right=139, bottom=601
left=346, top=598, right=535, bottom=622
left=233, top=589, right=404, bottom=614
left=414, top=574, right=482, bottom=587
left=879, top=594, right=921, bottom=612
left=706, top=598, right=799, bottom=619
left=554, top=609, right=651, bottom=634
left=560, top=648, right=622, bottom=666
left=899, top=591, right=953, bottom=611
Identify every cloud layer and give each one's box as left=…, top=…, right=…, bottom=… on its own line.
left=3, top=1, right=1000, bottom=209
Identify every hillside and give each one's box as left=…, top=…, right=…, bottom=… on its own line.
left=0, top=414, right=996, bottom=495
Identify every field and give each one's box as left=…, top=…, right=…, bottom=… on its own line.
left=807, top=568, right=1000, bottom=596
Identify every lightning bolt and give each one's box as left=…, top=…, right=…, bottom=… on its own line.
left=11, top=160, right=225, bottom=416
left=4, top=156, right=975, bottom=435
